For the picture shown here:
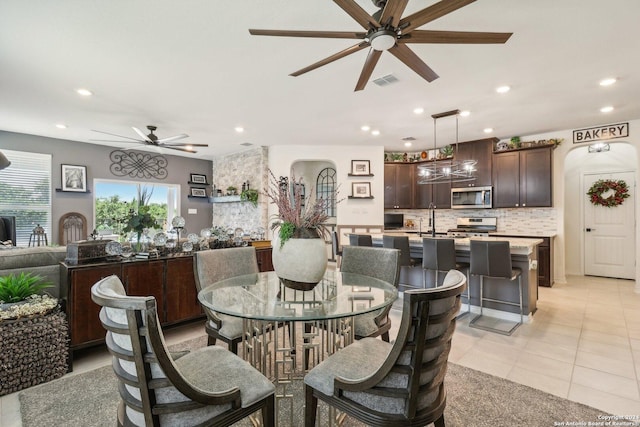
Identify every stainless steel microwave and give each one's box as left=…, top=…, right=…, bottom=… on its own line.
left=451, top=186, right=492, bottom=209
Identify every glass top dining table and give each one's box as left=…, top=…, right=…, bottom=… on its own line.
left=197, top=270, right=398, bottom=322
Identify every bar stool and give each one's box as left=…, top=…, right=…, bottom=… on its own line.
left=383, top=235, right=423, bottom=288
left=468, top=240, right=523, bottom=336
left=349, top=234, right=372, bottom=246
left=422, top=238, right=468, bottom=289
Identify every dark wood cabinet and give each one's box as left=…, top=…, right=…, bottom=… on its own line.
left=451, top=138, right=496, bottom=188
left=122, top=260, right=165, bottom=319
left=536, top=237, right=553, bottom=287
left=492, top=145, right=553, bottom=208
left=165, top=257, right=203, bottom=324
left=66, top=264, right=121, bottom=347
left=384, top=163, right=413, bottom=209
left=255, top=247, right=274, bottom=272
left=414, top=162, right=451, bottom=209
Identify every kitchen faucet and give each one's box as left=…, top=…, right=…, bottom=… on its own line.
left=428, top=202, right=436, bottom=237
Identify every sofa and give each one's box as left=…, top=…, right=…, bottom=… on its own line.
left=0, top=216, right=16, bottom=246
left=0, top=246, right=67, bottom=299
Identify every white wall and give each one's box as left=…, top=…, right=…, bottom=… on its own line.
left=510, top=118, right=640, bottom=292
left=268, top=145, right=385, bottom=233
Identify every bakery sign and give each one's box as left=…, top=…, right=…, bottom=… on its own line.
left=573, top=122, right=629, bottom=144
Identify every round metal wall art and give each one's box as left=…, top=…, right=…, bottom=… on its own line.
left=587, top=179, right=630, bottom=207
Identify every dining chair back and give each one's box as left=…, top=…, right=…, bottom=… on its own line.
left=193, top=247, right=259, bottom=353
left=331, top=230, right=343, bottom=268
left=304, top=269, right=467, bottom=427
left=348, top=234, right=373, bottom=247
left=340, top=246, right=400, bottom=341
left=91, top=274, right=275, bottom=427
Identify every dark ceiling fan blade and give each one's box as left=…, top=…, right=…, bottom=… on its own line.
left=156, top=134, right=189, bottom=143
left=91, top=129, right=143, bottom=142
left=401, top=30, right=512, bottom=44
left=355, top=49, right=382, bottom=91
left=132, top=126, right=152, bottom=142
left=388, top=43, right=439, bottom=82
left=290, top=41, right=369, bottom=77
left=333, top=0, right=380, bottom=29
left=249, top=29, right=366, bottom=39
left=379, top=0, right=409, bottom=27
left=399, top=0, right=476, bottom=33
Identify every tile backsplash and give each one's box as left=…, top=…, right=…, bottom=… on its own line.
left=391, top=208, right=558, bottom=235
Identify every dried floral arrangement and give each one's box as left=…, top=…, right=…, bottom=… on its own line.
left=264, top=170, right=340, bottom=247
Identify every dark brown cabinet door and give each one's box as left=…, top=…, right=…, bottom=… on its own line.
left=384, top=163, right=414, bottom=209
left=537, top=243, right=551, bottom=287
left=414, top=163, right=451, bottom=209
left=520, top=147, right=552, bottom=207
left=452, top=138, right=495, bottom=188
left=492, top=151, right=520, bottom=208
left=67, top=264, right=121, bottom=346
left=122, top=260, right=165, bottom=321
left=255, top=247, right=274, bottom=272
left=165, top=257, right=202, bottom=323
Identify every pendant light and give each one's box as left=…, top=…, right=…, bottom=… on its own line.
left=417, top=109, right=476, bottom=185
left=0, top=151, right=11, bottom=170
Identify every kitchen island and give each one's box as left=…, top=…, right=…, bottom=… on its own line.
left=350, top=232, right=542, bottom=320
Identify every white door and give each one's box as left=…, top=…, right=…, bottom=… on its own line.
left=583, top=171, right=635, bottom=279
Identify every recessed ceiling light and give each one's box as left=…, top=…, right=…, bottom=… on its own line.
left=600, top=106, right=614, bottom=113
left=371, top=130, right=380, bottom=136
left=599, top=77, right=617, bottom=86
left=404, top=142, right=412, bottom=147
left=55, top=124, right=67, bottom=129
left=234, top=126, right=244, bottom=133
left=496, top=85, right=510, bottom=94
left=76, top=88, right=92, bottom=96
left=483, top=128, right=494, bottom=133
left=361, top=125, right=370, bottom=131
left=413, top=107, right=424, bottom=115
left=459, top=110, right=470, bottom=117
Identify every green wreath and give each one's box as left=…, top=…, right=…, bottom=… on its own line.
left=587, top=179, right=630, bottom=207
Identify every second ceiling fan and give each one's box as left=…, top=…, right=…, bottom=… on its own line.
left=250, top=0, right=512, bottom=91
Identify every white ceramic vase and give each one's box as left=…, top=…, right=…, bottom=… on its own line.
left=272, top=228, right=327, bottom=291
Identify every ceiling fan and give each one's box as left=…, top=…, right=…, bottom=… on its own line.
left=249, top=0, right=512, bottom=91
left=90, top=125, right=208, bottom=153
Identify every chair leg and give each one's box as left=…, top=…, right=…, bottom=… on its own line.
left=230, top=340, right=239, bottom=354
left=435, top=270, right=439, bottom=287
left=381, top=331, right=390, bottom=342
left=262, top=394, right=276, bottom=427
left=434, top=413, right=446, bottom=427
left=207, top=335, right=216, bottom=346
left=479, top=276, right=484, bottom=316
left=304, top=385, right=318, bottom=427
left=518, top=276, right=523, bottom=325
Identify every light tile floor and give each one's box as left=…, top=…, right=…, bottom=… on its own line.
left=2, top=274, right=639, bottom=426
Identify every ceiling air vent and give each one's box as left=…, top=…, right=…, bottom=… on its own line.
left=240, top=142, right=253, bottom=147
left=372, top=74, right=399, bottom=87
left=402, top=136, right=416, bottom=141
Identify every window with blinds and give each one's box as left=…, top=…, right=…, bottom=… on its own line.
left=0, top=150, right=52, bottom=246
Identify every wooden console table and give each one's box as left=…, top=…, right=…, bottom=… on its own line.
left=61, top=247, right=273, bottom=368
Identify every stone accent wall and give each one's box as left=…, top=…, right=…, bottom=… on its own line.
left=211, top=147, right=269, bottom=232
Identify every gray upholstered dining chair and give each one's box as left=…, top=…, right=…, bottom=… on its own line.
left=91, top=274, right=275, bottom=427
left=304, top=269, right=466, bottom=427
left=340, top=246, right=400, bottom=342
left=193, top=247, right=259, bottom=353
left=348, top=234, right=373, bottom=246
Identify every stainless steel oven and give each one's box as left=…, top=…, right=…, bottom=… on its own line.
left=451, top=186, right=492, bottom=209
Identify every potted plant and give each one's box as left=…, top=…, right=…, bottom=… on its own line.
left=264, top=170, right=340, bottom=290
left=0, top=272, right=67, bottom=395
left=226, top=186, right=238, bottom=196
left=241, top=188, right=259, bottom=207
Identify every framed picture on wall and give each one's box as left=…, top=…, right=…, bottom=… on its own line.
left=189, top=173, right=209, bottom=185
left=190, top=187, right=208, bottom=198
left=61, top=164, right=87, bottom=192
left=351, top=182, right=371, bottom=198
left=350, top=160, right=371, bottom=176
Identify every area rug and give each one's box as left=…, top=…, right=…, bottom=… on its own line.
left=20, top=336, right=610, bottom=427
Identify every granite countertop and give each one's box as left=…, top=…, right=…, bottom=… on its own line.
left=490, top=232, right=557, bottom=238
left=368, top=233, right=542, bottom=256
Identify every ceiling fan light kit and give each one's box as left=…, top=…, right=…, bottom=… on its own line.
left=249, top=0, right=512, bottom=91
left=90, top=125, right=208, bottom=153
